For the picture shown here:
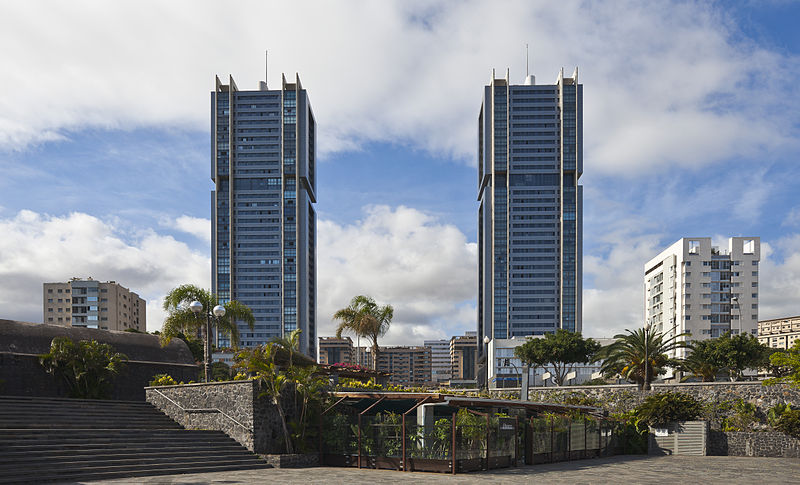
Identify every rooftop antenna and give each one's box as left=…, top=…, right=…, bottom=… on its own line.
left=524, top=43, right=535, bottom=85
left=526, top=43, right=529, bottom=77
left=265, top=49, right=268, bottom=84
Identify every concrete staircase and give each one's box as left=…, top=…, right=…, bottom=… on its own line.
left=0, top=395, right=271, bottom=483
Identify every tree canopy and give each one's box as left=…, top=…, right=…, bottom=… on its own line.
left=765, top=339, right=800, bottom=388
left=515, top=329, right=600, bottom=386
left=680, top=332, right=770, bottom=382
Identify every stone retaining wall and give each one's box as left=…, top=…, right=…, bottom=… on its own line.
left=146, top=380, right=297, bottom=454
left=708, top=431, right=800, bottom=457
left=492, top=382, right=800, bottom=416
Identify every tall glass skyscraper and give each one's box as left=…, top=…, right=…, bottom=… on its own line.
left=211, top=72, right=317, bottom=358
left=477, top=68, right=583, bottom=352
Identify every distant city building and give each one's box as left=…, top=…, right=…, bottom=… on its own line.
left=318, top=336, right=354, bottom=365
left=374, top=346, right=432, bottom=387
left=477, top=68, right=584, bottom=385
left=424, top=339, right=452, bottom=384
left=43, top=278, right=145, bottom=331
left=450, top=331, right=477, bottom=383
left=645, top=237, right=760, bottom=359
left=211, top=70, right=317, bottom=358
left=758, top=316, right=800, bottom=349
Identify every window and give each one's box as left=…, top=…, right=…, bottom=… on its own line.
left=702, top=272, right=710, bottom=277
left=47, top=289, right=53, bottom=293
left=685, top=315, right=691, bottom=320
left=752, top=261, right=758, bottom=266
left=752, top=293, right=758, bottom=298
left=752, top=304, right=758, bottom=309
left=47, top=308, right=53, bottom=312
left=752, top=271, right=758, bottom=277
left=47, top=317, right=53, bottom=322
left=752, top=282, right=758, bottom=287
left=47, top=298, right=53, bottom=303
left=57, top=289, right=62, bottom=293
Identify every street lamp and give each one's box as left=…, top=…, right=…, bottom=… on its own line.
left=190, top=300, right=226, bottom=383
left=483, top=335, right=491, bottom=391
left=731, top=296, right=742, bottom=335
left=643, top=321, right=651, bottom=391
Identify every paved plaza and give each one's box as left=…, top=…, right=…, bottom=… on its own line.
left=74, top=455, right=800, bottom=484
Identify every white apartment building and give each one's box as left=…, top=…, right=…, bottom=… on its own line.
left=424, top=339, right=452, bottom=384
left=644, top=237, right=760, bottom=359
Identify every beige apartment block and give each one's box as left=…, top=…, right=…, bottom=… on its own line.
left=318, top=336, right=355, bottom=365
left=645, top=237, right=760, bottom=360
left=43, top=278, right=145, bottom=331
left=758, top=316, right=800, bottom=349
left=374, top=346, right=432, bottom=387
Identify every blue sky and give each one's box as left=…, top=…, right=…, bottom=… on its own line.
left=1, top=1, right=800, bottom=344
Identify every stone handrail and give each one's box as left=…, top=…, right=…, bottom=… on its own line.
left=149, top=387, right=250, bottom=432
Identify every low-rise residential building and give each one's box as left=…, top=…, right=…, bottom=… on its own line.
left=424, top=339, right=452, bottom=385
left=758, top=316, right=800, bottom=349
left=375, top=346, right=432, bottom=387
left=43, top=278, right=145, bottom=331
left=318, top=337, right=355, bottom=365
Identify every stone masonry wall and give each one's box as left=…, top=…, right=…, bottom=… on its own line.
left=708, top=431, right=800, bottom=457
left=146, top=379, right=297, bottom=454
left=146, top=380, right=258, bottom=452
left=493, top=382, right=800, bottom=416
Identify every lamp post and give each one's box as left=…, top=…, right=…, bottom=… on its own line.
left=483, top=335, right=491, bottom=391
left=190, top=300, right=226, bottom=382
left=643, top=321, right=651, bottom=391
left=731, top=296, right=742, bottom=335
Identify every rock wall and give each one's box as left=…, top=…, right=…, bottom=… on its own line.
left=146, top=380, right=298, bottom=454
left=496, top=382, right=800, bottom=416
left=708, top=431, right=800, bottom=457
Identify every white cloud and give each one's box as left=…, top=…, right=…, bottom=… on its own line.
left=0, top=210, right=210, bottom=331
left=317, top=205, right=476, bottom=346
left=0, top=1, right=797, bottom=174
left=170, top=215, right=211, bottom=244
left=760, top=236, right=800, bottom=320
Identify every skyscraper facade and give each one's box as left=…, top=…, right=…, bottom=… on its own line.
left=477, top=68, right=583, bottom=358
left=211, top=72, right=317, bottom=358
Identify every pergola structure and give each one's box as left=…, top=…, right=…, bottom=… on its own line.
left=318, top=391, right=613, bottom=474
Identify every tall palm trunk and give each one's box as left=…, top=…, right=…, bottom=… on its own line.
left=274, top=396, right=293, bottom=454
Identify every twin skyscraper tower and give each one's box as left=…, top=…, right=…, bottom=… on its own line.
left=211, top=67, right=582, bottom=360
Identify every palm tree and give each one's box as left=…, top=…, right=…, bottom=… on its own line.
left=237, top=343, right=293, bottom=453
left=595, top=326, right=688, bottom=391
left=333, top=295, right=393, bottom=370
left=161, top=284, right=255, bottom=381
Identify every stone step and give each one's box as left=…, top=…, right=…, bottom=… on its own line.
left=0, top=447, right=252, bottom=463
left=0, top=461, right=272, bottom=484
left=1, top=453, right=266, bottom=472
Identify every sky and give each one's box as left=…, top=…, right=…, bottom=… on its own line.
left=1, top=0, right=800, bottom=345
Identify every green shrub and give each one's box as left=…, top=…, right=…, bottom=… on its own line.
left=149, top=374, right=178, bottom=386
left=39, top=337, right=127, bottom=399
left=635, top=392, right=702, bottom=428
left=774, top=408, right=800, bottom=438
left=722, top=399, right=758, bottom=431
left=767, top=403, right=796, bottom=428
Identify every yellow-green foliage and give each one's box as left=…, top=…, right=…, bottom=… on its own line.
left=149, top=374, right=177, bottom=386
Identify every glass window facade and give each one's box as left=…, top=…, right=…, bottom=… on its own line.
left=478, top=70, right=583, bottom=347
